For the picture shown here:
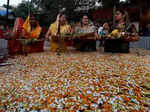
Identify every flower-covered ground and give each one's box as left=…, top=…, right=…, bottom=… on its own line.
left=0, top=48, right=150, bottom=112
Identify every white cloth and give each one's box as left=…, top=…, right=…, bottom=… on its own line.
left=98, top=27, right=103, bottom=35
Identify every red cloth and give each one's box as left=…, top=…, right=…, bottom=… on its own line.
left=26, top=41, right=44, bottom=53
left=65, top=40, right=73, bottom=46
left=0, top=30, right=4, bottom=39
left=8, top=40, right=22, bottom=55
left=12, top=17, right=24, bottom=39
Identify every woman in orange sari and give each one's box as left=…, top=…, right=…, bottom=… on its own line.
left=45, top=14, right=72, bottom=52
left=22, top=15, right=42, bottom=39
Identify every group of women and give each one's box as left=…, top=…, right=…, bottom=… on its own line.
left=45, top=9, right=139, bottom=53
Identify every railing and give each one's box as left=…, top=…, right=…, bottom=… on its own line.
left=0, top=39, right=8, bottom=56
left=130, top=36, right=150, bottom=49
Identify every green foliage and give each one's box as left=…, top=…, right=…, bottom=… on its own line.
left=2, top=4, right=13, bottom=9
left=98, top=0, right=120, bottom=8
left=35, top=0, right=77, bottom=25
left=12, top=0, right=78, bottom=27
left=12, top=1, right=38, bottom=19
left=12, top=0, right=142, bottom=27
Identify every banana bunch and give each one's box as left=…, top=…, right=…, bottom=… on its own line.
left=104, top=29, right=121, bottom=39
left=111, top=29, right=121, bottom=38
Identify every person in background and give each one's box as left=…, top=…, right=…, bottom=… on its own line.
left=3, top=26, right=12, bottom=39
left=0, top=24, right=5, bottom=39
left=98, top=22, right=110, bottom=47
left=99, top=22, right=110, bottom=36
left=143, top=23, right=150, bottom=36
left=103, top=22, right=110, bottom=35
left=0, top=25, right=11, bottom=39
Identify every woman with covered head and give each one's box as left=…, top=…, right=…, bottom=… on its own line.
left=104, top=9, right=139, bottom=53
left=45, top=13, right=72, bottom=52
left=73, top=14, right=100, bottom=51
left=22, top=14, right=42, bottom=39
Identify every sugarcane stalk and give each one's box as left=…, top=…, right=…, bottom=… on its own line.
left=56, top=18, right=61, bottom=55
left=113, top=5, right=116, bottom=29
left=57, top=35, right=61, bottom=55
left=17, top=39, right=28, bottom=56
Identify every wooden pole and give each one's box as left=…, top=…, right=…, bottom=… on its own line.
left=6, top=0, right=10, bottom=24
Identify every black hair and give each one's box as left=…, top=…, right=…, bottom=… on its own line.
left=80, top=15, right=88, bottom=26
left=116, top=10, right=126, bottom=16
left=115, top=9, right=130, bottom=30
left=59, top=14, right=66, bottom=18
left=59, top=8, right=67, bottom=19
left=80, top=13, right=91, bottom=20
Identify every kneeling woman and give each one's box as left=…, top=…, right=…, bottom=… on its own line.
left=104, top=9, right=139, bottom=53
left=45, top=13, right=72, bottom=52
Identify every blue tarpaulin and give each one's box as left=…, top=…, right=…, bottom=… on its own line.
left=0, top=10, right=12, bottom=16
